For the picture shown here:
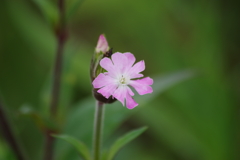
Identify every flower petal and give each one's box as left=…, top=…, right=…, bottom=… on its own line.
left=123, top=52, right=136, bottom=69
left=127, top=86, right=134, bottom=96
left=100, top=57, right=117, bottom=77
left=131, top=73, right=144, bottom=78
left=92, top=73, right=114, bottom=88
left=126, top=94, right=138, bottom=109
left=97, top=83, right=117, bottom=99
left=112, top=85, right=128, bottom=106
left=130, top=77, right=153, bottom=95
left=112, top=52, right=128, bottom=66
left=129, top=60, right=145, bottom=78
left=111, top=52, right=129, bottom=73
left=113, top=86, right=136, bottom=108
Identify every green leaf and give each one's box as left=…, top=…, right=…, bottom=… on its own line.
left=53, top=134, right=91, bottom=160
left=106, top=126, right=148, bottom=160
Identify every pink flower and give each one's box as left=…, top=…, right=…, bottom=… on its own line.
left=92, top=52, right=153, bottom=109
left=95, top=34, right=109, bottom=53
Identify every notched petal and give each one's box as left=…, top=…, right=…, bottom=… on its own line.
left=97, top=84, right=117, bottom=99
left=129, top=60, right=145, bottom=77
left=111, top=52, right=129, bottom=73
left=130, top=77, right=153, bottom=95
left=113, top=86, right=128, bottom=106
left=92, top=73, right=114, bottom=88
left=126, top=94, right=138, bottom=109
left=100, top=57, right=113, bottom=71
left=123, top=52, right=136, bottom=68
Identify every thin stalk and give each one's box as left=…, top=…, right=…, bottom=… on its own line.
left=0, top=102, right=27, bottom=160
left=93, top=101, right=105, bottom=160
left=43, top=0, right=67, bottom=160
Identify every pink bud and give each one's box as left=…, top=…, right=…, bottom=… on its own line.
left=96, top=34, right=109, bottom=53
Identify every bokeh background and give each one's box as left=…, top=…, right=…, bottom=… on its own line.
left=0, top=0, right=239, bottom=160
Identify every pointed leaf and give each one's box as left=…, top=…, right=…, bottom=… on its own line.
left=53, top=134, right=91, bottom=160
left=107, top=126, right=148, bottom=160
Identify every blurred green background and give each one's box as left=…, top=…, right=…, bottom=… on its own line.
left=0, top=0, right=239, bottom=160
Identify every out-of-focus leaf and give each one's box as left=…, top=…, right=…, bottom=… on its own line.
left=31, top=0, right=58, bottom=27
left=106, top=126, right=147, bottom=160
left=137, top=69, right=196, bottom=105
left=103, top=69, right=196, bottom=140
left=53, top=134, right=91, bottom=160
left=136, top=101, right=203, bottom=159
left=56, top=70, right=195, bottom=160
left=66, top=0, right=85, bottom=20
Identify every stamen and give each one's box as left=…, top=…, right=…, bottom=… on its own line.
left=120, top=77, right=125, bottom=84
left=119, top=75, right=126, bottom=84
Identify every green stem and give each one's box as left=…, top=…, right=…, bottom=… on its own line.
left=93, top=101, right=105, bottom=160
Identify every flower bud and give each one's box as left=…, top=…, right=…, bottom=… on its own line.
left=90, top=34, right=116, bottom=103
left=95, top=34, right=109, bottom=53
left=90, top=34, right=109, bottom=81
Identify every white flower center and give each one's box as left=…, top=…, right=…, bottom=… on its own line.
left=118, top=75, right=129, bottom=85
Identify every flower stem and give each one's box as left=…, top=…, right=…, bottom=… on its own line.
left=93, top=101, right=105, bottom=160
left=43, top=0, right=67, bottom=160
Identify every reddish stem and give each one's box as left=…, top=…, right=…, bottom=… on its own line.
left=43, top=0, right=67, bottom=160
